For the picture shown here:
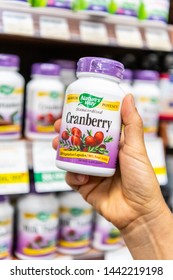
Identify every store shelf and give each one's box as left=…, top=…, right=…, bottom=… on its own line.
left=0, top=3, right=173, bottom=52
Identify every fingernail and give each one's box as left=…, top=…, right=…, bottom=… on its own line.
left=76, top=174, right=88, bottom=183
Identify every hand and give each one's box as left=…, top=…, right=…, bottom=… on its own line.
left=53, top=94, right=167, bottom=231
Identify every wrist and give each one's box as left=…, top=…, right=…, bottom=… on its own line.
left=121, top=201, right=173, bottom=260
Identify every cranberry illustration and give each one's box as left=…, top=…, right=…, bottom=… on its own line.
left=45, top=113, right=55, bottom=124
left=83, top=147, right=89, bottom=152
left=94, top=131, right=104, bottom=145
left=71, top=135, right=81, bottom=146
left=85, top=136, right=97, bottom=147
left=62, top=131, right=69, bottom=140
left=71, top=127, right=82, bottom=138
left=37, top=115, right=45, bottom=122
left=35, top=236, right=43, bottom=243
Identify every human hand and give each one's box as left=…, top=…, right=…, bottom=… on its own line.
left=53, top=94, right=167, bottom=231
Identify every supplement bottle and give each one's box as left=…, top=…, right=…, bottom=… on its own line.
left=0, top=196, right=14, bottom=260
left=57, top=191, right=93, bottom=255
left=15, top=192, right=59, bottom=260
left=133, top=70, right=160, bottom=138
left=92, top=212, right=122, bottom=251
left=120, top=69, right=133, bottom=94
left=25, top=63, right=64, bottom=140
left=139, top=0, right=170, bottom=23
left=51, top=0, right=73, bottom=9
left=73, top=0, right=110, bottom=13
left=109, top=0, right=140, bottom=18
left=56, top=57, right=124, bottom=177
left=53, top=59, right=76, bottom=88
left=0, top=54, right=25, bottom=140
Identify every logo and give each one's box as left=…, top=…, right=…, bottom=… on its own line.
left=79, top=93, right=103, bottom=108
left=0, top=85, right=14, bottom=95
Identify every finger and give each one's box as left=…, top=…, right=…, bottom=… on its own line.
left=65, top=172, right=89, bottom=190
left=121, top=94, right=145, bottom=151
left=54, top=119, right=62, bottom=133
left=52, top=136, right=59, bottom=150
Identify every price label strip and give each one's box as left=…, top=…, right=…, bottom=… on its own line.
left=0, top=141, right=29, bottom=195
left=145, top=28, right=172, bottom=51
left=80, top=21, right=109, bottom=44
left=2, top=11, right=34, bottom=36
left=39, top=16, right=70, bottom=40
left=145, top=137, right=168, bottom=186
left=115, top=25, right=143, bottom=48
left=32, top=141, right=70, bottom=192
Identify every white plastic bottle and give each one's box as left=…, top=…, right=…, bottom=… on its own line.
left=120, top=69, right=133, bottom=94
left=133, top=70, right=160, bottom=138
left=110, top=0, right=141, bottom=19
left=0, top=54, right=25, bottom=140
left=57, top=191, right=93, bottom=255
left=25, top=63, right=65, bottom=140
left=92, top=213, right=122, bottom=251
left=15, top=192, right=59, bottom=260
left=53, top=59, right=76, bottom=88
left=139, top=0, right=170, bottom=23
left=56, top=57, right=125, bottom=177
left=0, top=196, right=14, bottom=260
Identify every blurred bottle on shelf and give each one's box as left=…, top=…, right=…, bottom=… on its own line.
left=120, top=68, right=133, bottom=94
left=133, top=70, right=160, bottom=138
left=139, top=0, right=170, bottom=24
left=0, top=54, right=25, bottom=140
left=0, top=196, right=14, bottom=260
left=73, top=0, right=109, bottom=13
left=52, top=59, right=76, bottom=88
left=15, top=191, right=59, bottom=260
left=109, top=0, right=140, bottom=19
left=92, top=212, right=123, bottom=251
left=57, top=191, right=94, bottom=255
left=25, top=63, right=65, bottom=140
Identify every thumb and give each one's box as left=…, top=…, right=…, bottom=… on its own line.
left=121, top=94, right=145, bottom=151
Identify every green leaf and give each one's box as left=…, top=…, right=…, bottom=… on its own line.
left=79, top=93, right=103, bottom=108
left=104, top=136, right=113, bottom=143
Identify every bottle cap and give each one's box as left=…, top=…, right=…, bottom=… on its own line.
left=134, top=70, right=159, bottom=81
left=0, top=195, right=7, bottom=202
left=32, top=63, right=61, bottom=76
left=123, top=69, right=133, bottom=80
left=0, top=54, right=20, bottom=68
left=53, top=59, right=76, bottom=70
left=77, top=57, right=124, bottom=79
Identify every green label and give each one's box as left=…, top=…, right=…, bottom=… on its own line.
left=50, top=91, right=59, bottom=99
left=70, top=208, right=84, bottom=216
left=34, top=171, right=66, bottom=183
left=37, top=212, right=50, bottom=221
left=0, top=85, right=14, bottom=95
left=79, top=93, right=103, bottom=108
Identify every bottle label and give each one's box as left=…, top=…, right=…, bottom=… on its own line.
left=0, top=86, right=23, bottom=136
left=16, top=211, right=58, bottom=257
left=74, top=0, right=110, bottom=12
left=27, top=90, right=64, bottom=134
left=0, top=218, right=13, bottom=260
left=57, top=92, right=122, bottom=169
left=53, top=0, right=73, bottom=9
left=58, top=207, right=93, bottom=251
left=93, top=224, right=121, bottom=246
left=139, top=0, right=170, bottom=22
left=115, top=0, right=140, bottom=17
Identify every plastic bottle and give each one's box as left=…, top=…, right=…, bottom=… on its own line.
left=109, top=0, right=141, bottom=18
left=50, top=0, right=73, bottom=8
left=15, top=192, right=59, bottom=260
left=73, top=0, right=110, bottom=13
left=0, top=54, right=25, bottom=140
left=159, top=73, right=172, bottom=117
left=56, top=57, right=124, bottom=177
left=57, top=191, right=93, bottom=255
left=120, top=69, right=133, bottom=94
left=53, top=59, right=76, bottom=88
left=92, top=213, right=122, bottom=251
left=25, top=63, right=65, bottom=140
left=139, top=0, right=170, bottom=23
left=0, top=196, right=14, bottom=260
left=133, top=70, right=160, bottom=138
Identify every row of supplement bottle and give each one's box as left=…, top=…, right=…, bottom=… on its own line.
left=20, top=0, right=171, bottom=24
left=0, top=54, right=76, bottom=141
left=0, top=192, right=122, bottom=260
